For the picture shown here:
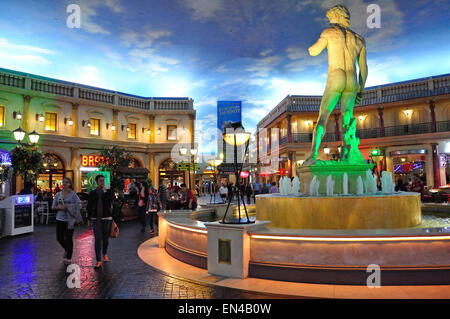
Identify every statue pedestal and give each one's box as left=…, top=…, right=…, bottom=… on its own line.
left=298, top=163, right=374, bottom=195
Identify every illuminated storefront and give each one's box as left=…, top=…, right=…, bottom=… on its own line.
left=159, top=158, right=185, bottom=187
left=37, top=153, right=71, bottom=194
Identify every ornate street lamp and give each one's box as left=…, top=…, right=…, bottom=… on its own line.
left=221, top=122, right=253, bottom=224
left=208, top=157, right=223, bottom=204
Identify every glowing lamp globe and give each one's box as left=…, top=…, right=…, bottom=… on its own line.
left=371, top=149, right=380, bottom=157
left=28, top=130, right=40, bottom=144
left=13, top=127, right=26, bottom=142
left=223, top=123, right=251, bottom=146
left=179, top=147, right=187, bottom=155
left=208, top=159, right=223, bottom=167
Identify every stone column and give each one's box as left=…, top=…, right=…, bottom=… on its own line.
left=268, top=128, right=272, bottom=154
left=288, top=152, right=294, bottom=178
left=149, top=115, right=155, bottom=143
left=71, top=147, right=81, bottom=192
left=429, top=100, right=437, bottom=133
left=432, top=144, right=441, bottom=187
left=71, top=103, right=78, bottom=137
left=287, top=114, right=292, bottom=143
left=113, top=109, right=119, bottom=141
left=334, top=113, right=340, bottom=141
left=149, top=152, right=155, bottom=187
left=189, top=114, right=195, bottom=144
left=22, top=95, right=31, bottom=132
left=378, top=107, right=385, bottom=137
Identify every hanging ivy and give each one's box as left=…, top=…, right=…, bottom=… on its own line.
left=10, top=146, right=43, bottom=183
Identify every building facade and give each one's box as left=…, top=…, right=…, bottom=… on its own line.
left=256, top=73, right=450, bottom=188
left=0, top=67, right=196, bottom=194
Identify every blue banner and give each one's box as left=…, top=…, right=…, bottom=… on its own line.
left=217, top=101, right=242, bottom=132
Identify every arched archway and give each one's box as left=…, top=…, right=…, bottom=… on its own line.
left=158, top=158, right=185, bottom=188
left=130, top=157, right=143, bottom=168
left=37, top=153, right=67, bottom=194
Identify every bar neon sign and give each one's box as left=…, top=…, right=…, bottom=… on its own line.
left=81, top=155, right=105, bottom=167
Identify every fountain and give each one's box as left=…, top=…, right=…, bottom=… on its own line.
left=151, top=5, right=450, bottom=286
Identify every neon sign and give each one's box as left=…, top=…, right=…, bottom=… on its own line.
left=81, top=155, right=105, bottom=167
left=0, top=151, right=11, bottom=165
left=15, top=196, right=32, bottom=205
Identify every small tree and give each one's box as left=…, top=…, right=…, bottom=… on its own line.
left=99, top=146, right=133, bottom=219
left=99, top=146, right=132, bottom=196
left=10, top=146, right=43, bottom=184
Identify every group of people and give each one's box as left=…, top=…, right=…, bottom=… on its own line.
left=51, top=175, right=113, bottom=269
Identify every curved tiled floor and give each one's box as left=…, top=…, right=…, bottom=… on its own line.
left=0, top=222, right=291, bottom=299
left=138, top=237, right=450, bottom=299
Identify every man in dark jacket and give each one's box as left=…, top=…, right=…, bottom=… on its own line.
left=87, top=175, right=113, bottom=269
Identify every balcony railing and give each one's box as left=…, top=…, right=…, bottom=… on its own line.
left=278, top=121, right=450, bottom=146
left=0, top=68, right=193, bottom=111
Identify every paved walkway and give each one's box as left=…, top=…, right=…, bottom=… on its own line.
left=0, top=221, right=284, bottom=299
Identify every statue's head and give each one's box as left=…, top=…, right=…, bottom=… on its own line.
left=326, top=5, right=350, bottom=28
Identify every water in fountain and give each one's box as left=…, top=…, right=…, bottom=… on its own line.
left=326, top=175, right=335, bottom=196
left=310, top=176, right=320, bottom=196
left=287, top=177, right=293, bottom=195
left=381, top=171, right=396, bottom=194
left=365, top=170, right=377, bottom=195
left=280, top=176, right=289, bottom=195
left=343, top=172, right=348, bottom=195
left=356, top=176, right=364, bottom=195
left=292, top=176, right=301, bottom=196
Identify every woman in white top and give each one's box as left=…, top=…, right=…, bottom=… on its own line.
left=52, top=177, right=82, bottom=265
left=219, top=184, right=228, bottom=203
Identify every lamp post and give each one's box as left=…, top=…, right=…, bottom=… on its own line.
left=13, top=127, right=40, bottom=146
left=179, top=145, right=197, bottom=190
left=208, top=157, right=223, bottom=204
left=221, top=122, right=253, bottom=224
left=370, top=148, right=383, bottom=178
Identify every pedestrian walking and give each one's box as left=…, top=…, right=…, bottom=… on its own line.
left=52, top=177, right=82, bottom=265
left=245, top=182, right=253, bottom=204
left=227, top=182, right=233, bottom=202
left=158, top=183, right=167, bottom=210
left=253, top=180, right=261, bottom=202
left=138, top=181, right=150, bottom=233
left=87, top=175, right=114, bottom=269
left=219, top=183, right=228, bottom=203
left=147, top=187, right=161, bottom=234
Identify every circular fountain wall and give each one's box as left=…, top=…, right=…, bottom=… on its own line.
left=255, top=192, right=422, bottom=229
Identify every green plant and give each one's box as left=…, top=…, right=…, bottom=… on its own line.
left=0, top=164, right=11, bottom=185
left=99, top=145, right=132, bottom=196
left=10, top=146, right=43, bottom=183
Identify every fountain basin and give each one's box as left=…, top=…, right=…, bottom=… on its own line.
left=255, top=192, right=421, bottom=229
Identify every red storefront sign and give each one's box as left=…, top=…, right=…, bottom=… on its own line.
left=81, top=155, right=106, bottom=167
left=240, top=171, right=249, bottom=178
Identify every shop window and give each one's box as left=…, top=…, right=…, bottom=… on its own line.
left=128, top=123, right=136, bottom=139
left=0, top=106, right=4, bottom=127
left=167, top=125, right=177, bottom=141
left=90, top=118, right=100, bottom=136
left=45, top=112, right=57, bottom=132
